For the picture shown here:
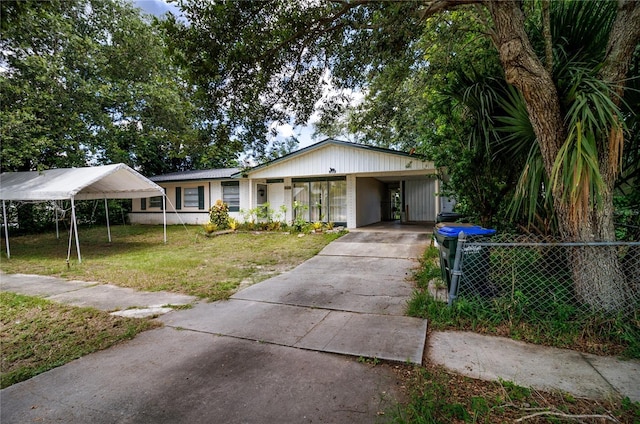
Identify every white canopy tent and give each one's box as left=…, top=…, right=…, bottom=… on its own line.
left=0, top=163, right=166, bottom=263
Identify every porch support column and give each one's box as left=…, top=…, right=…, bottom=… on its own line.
left=346, top=175, right=357, bottom=229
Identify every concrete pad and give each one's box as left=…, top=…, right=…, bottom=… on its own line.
left=1, top=327, right=405, bottom=424
left=110, top=306, right=174, bottom=318
left=294, top=255, right=419, bottom=278
left=0, top=273, right=95, bottom=296
left=320, top=242, right=428, bottom=259
left=233, top=271, right=414, bottom=315
left=336, top=232, right=431, bottom=245
left=428, top=331, right=622, bottom=400
left=161, top=300, right=426, bottom=364
left=297, top=311, right=427, bottom=364
left=47, top=283, right=196, bottom=311
left=161, top=300, right=331, bottom=346
left=583, top=353, right=640, bottom=402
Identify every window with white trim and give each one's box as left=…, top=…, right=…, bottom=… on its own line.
left=222, top=181, right=240, bottom=212
left=183, top=187, right=200, bottom=208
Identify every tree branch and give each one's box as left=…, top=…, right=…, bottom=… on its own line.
left=417, top=0, right=483, bottom=20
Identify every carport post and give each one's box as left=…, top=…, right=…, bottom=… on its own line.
left=104, top=198, right=111, bottom=243
left=2, top=200, right=10, bottom=259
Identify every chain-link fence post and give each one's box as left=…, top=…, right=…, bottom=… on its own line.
left=448, top=231, right=467, bottom=307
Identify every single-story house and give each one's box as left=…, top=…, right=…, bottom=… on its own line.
left=129, top=138, right=449, bottom=228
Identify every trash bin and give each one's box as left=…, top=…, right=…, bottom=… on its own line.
left=436, top=212, right=462, bottom=223
left=435, top=224, right=495, bottom=296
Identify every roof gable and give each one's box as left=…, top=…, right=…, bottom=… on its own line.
left=242, top=139, right=434, bottom=179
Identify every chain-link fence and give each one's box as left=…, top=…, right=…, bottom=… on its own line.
left=448, top=235, right=640, bottom=316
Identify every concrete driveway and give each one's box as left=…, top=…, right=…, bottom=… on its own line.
left=161, top=231, right=430, bottom=364
left=1, top=228, right=430, bottom=424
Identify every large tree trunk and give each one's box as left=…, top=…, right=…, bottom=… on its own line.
left=485, top=0, right=638, bottom=313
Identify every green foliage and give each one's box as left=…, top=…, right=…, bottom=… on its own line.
left=0, top=0, right=242, bottom=173
left=209, top=199, right=230, bottom=230
left=292, top=201, right=310, bottom=232
left=3, top=199, right=131, bottom=236
left=393, top=365, right=640, bottom=423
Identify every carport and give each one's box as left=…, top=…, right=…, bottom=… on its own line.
left=355, top=173, right=438, bottom=227
left=0, top=163, right=166, bottom=263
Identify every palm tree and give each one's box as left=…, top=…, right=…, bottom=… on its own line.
left=458, top=0, right=639, bottom=312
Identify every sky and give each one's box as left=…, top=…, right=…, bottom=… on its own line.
left=132, top=0, right=323, bottom=150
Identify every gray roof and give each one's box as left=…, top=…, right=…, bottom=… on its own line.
left=149, top=168, right=240, bottom=182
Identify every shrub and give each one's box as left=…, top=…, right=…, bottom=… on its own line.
left=202, top=222, right=217, bottom=234
left=209, top=200, right=229, bottom=229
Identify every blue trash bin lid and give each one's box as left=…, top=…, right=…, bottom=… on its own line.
left=436, top=225, right=496, bottom=237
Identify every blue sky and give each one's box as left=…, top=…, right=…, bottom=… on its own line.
left=133, top=0, right=180, bottom=18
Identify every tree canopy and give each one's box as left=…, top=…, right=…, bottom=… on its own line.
left=0, top=0, right=242, bottom=175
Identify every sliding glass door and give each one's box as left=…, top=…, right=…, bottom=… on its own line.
left=293, top=178, right=346, bottom=224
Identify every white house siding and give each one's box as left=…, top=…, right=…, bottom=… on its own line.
left=356, top=177, right=384, bottom=227
left=239, top=179, right=251, bottom=214
left=267, top=182, right=286, bottom=220
left=130, top=140, right=442, bottom=228
left=245, top=144, right=434, bottom=179
left=129, top=180, right=247, bottom=225
left=405, top=179, right=436, bottom=222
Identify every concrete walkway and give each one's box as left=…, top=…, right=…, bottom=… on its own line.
left=0, top=273, right=197, bottom=318
left=428, top=332, right=640, bottom=402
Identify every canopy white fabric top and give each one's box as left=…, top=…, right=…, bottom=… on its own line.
left=0, top=163, right=164, bottom=201
left=1, top=163, right=166, bottom=263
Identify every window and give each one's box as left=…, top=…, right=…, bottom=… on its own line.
left=181, top=186, right=205, bottom=209
left=184, top=188, right=199, bottom=208
left=292, top=177, right=346, bottom=224
left=149, top=196, right=163, bottom=209
left=222, top=181, right=240, bottom=212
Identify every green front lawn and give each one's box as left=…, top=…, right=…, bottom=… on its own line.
left=1, top=225, right=344, bottom=300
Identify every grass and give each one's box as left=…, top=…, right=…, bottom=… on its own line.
left=407, top=246, right=640, bottom=359
left=0, top=292, right=159, bottom=388
left=389, top=363, right=640, bottom=423
left=1, top=224, right=344, bottom=300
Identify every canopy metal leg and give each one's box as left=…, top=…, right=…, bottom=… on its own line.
left=104, top=198, right=111, bottom=243
left=70, top=197, right=81, bottom=263
left=3, top=200, right=10, bottom=259
left=163, top=196, right=167, bottom=243
left=55, top=200, right=60, bottom=239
